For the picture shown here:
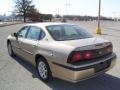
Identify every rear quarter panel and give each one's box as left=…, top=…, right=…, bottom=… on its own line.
left=35, top=41, right=75, bottom=66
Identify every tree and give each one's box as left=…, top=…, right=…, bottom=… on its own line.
left=14, top=0, right=33, bottom=22
left=27, top=6, right=41, bottom=22
left=39, top=14, right=52, bottom=21
left=27, top=6, right=53, bottom=22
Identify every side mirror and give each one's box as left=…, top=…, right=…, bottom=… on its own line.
left=11, top=32, right=18, bottom=38
left=13, top=33, right=18, bottom=38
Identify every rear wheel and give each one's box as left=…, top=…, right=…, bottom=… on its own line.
left=37, top=57, right=52, bottom=82
left=7, top=42, right=15, bottom=57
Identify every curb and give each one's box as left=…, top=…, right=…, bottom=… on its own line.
left=0, top=22, right=23, bottom=27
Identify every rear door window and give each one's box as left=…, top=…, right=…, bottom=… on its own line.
left=26, top=26, right=41, bottom=40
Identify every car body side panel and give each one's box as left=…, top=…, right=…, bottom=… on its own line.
left=34, top=41, right=74, bottom=65
left=19, top=38, right=39, bottom=64
left=8, top=36, right=23, bottom=56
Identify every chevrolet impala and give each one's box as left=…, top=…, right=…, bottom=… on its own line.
left=7, top=23, right=116, bottom=83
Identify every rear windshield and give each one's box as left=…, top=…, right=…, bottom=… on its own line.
left=46, top=25, right=93, bottom=41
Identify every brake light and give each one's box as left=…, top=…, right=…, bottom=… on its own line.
left=68, top=51, right=92, bottom=63
left=72, top=52, right=82, bottom=62
left=84, top=51, right=92, bottom=60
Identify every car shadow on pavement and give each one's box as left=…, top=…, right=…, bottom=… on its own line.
left=12, top=56, right=39, bottom=78
left=47, top=74, right=120, bottom=90
left=12, top=56, right=120, bottom=90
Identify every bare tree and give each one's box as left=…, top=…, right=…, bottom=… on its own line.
left=14, top=0, right=33, bottom=22
left=27, top=5, right=41, bottom=22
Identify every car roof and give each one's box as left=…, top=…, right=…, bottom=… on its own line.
left=25, top=22, right=74, bottom=27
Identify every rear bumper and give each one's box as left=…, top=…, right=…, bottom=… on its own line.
left=51, top=53, right=116, bottom=83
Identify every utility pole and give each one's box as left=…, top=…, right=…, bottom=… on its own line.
left=65, top=3, right=70, bottom=16
left=96, top=0, right=102, bottom=34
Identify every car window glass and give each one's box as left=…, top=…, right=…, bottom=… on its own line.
left=40, top=30, right=46, bottom=39
left=46, top=25, right=93, bottom=41
left=17, top=26, right=29, bottom=38
left=64, top=26, right=78, bottom=36
left=47, top=26, right=62, bottom=40
left=26, top=26, right=41, bottom=40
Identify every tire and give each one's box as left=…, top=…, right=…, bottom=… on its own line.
left=37, top=57, right=52, bottom=82
left=7, top=42, right=15, bottom=57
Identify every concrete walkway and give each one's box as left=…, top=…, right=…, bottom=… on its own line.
left=0, top=21, right=22, bottom=27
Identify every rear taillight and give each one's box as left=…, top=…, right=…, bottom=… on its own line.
left=67, top=44, right=113, bottom=64
left=107, top=47, right=113, bottom=53
left=68, top=51, right=92, bottom=63
left=83, top=51, right=92, bottom=60
left=72, top=52, right=82, bottom=62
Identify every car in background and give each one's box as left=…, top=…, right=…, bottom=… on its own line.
left=61, top=18, right=67, bottom=22
left=7, top=23, right=116, bottom=83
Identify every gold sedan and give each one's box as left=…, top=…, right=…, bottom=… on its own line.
left=7, top=23, right=116, bottom=83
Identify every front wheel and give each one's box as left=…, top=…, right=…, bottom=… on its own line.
left=7, top=42, right=15, bottom=57
left=37, top=58, right=52, bottom=82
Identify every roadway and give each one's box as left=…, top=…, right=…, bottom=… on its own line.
left=0, top=21, right=120, bottom=90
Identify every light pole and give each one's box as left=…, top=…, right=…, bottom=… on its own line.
left=96, top=0, right=102, bottom=34
left=65, top=3, right=70, bottom=16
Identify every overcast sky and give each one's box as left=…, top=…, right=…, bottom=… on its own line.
left=0, top=0, right=119, bottom=17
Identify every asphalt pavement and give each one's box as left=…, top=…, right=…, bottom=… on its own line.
left=0, top=21, right=120, bottom=90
